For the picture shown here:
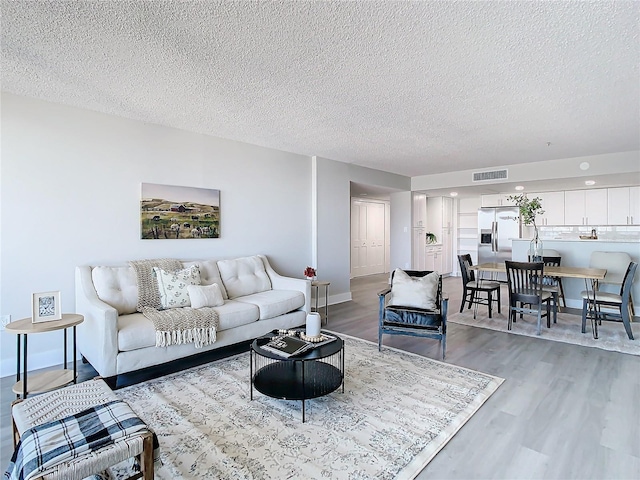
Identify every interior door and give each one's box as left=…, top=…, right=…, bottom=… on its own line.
left=351, top=199, right=386, bottom=277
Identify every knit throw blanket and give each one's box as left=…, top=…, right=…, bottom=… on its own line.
left=141, top=306, right=219, bottom=348
left=129, top=259, right=219, bottom=348
left=129, top=258, right=182, bottom=312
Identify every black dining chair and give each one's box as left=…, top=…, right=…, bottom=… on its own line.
left=581, top=262, right=637, bottom=340
left=528, top=254, right=565, bottom=311
left=457, top=254, right=501, bottom=318
left=505, top=261, right=556, bottom=335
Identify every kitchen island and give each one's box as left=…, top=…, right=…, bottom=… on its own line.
left=512, top=238, right=640, bottom=311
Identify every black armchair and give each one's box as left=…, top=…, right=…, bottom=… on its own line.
left=378, top=269, right=448, bottom=359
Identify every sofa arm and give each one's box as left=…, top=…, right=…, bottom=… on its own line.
left=259, top=255, right=311, bottom=313
left=75, top=266, right=119, bottom=378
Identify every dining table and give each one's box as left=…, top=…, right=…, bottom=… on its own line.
left=470, top=262, right=607, bottom=337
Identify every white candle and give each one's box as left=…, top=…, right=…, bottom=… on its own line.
left=306, top=313, right=321, bottom=337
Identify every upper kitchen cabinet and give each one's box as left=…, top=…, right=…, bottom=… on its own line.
left=413, top=192, right=427, bottom=228
left=426, top=196, right=443, bottom=239
left=607, top=186, right=640, bottom=225
left=529, top=191, right=565, bottom=225
left=481, top=193, right=516, bottom=207
left=564, top=189, right=608, bottom=226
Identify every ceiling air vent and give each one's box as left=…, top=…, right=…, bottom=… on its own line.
left=472, top=169, right=508, bottom=182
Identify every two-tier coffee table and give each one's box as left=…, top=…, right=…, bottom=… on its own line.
left=250, top=331, right=344, bottom=422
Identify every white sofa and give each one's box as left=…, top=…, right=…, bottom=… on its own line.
left=75, top=255, right=310, bottom=384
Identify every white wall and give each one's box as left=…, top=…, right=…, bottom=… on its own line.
left=390, top=191, right=413, bottom=272
left=314, top=157, right=410, bottom=303
left=0, top=93, right=314, bottom=376
left=0, top=94, right=412, bottom=377
left=411, top=151, right=640, bottom=191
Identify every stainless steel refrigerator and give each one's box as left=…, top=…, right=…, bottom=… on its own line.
left=478, top=207, right=521, bottom=281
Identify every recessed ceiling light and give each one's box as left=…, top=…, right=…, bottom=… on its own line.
left=580, top=162, right=590, bottom=171
left=449, top=192, right=458, bottom=197
left=515, top=186, right=525, bottom=191
left=585, top=180, right=596, bottom=186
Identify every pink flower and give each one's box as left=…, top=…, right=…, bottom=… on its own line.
left=304, top=266, right=316, bottom=278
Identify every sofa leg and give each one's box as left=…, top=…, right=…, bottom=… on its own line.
left=104, top=376, right=118, bottom=390
left=81, top=355, right=89, bottom=364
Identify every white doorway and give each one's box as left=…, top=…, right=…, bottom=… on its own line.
left=350, top=198, right=389, bottom=278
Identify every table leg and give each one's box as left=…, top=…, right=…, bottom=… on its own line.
left=301, top=359, right=306, bottom=423
left=73, top=326, right=77, bottom=384
left=324, top=284, right=329, bottom=324
left=249, top=349, right=253, bottom=401
left=16, top=334, right=21, bottom=399
left=63, top=327, right=68, bottom=370
left=22, top=334, right=28, bottom=399
left=584, top=278, right=599, bottom=339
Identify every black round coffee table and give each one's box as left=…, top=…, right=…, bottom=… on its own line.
left=250, top=331, right=344, bottom=422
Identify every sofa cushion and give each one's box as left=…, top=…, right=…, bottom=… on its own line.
left=117, top=300, right=259, bottom=351
left=187, top=283, right=225, bottom=308
left=211, top=300, right=260, bottom=330
left=234, top=290, right=305, bottom=320
left=118, top=313, right=155, bottom=351
left=217, top=255, right=272, bottom=299
left=92, top=266, right=138, bottom=315
left=182, top=260, right=228, bottom=300
left=153, top=265, right=201, bottom=309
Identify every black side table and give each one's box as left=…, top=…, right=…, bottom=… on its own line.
left=250, top=331, right=344, bottom=422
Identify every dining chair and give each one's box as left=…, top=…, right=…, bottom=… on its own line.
left=527, top=255, right=565, bottom=312
left=590, top=251, right=635, bottom=315
left=457, top=254, right=501, bottom=318
left=505, top=261, right=556, bottom=335
left=581, top=261, right=638, bottom=340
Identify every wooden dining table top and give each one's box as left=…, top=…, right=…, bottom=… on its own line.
left=471, top=262, right=607, bottom=280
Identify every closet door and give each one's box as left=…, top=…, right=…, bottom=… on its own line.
left=351, top=200, right=386, bottom=277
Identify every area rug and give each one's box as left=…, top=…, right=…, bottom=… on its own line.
left=111, top=333, right=503, bottom=479
left=449, top=310, right=640, bottom=356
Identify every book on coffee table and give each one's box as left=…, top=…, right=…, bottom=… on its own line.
left=261, top=335, right=314, bottom=358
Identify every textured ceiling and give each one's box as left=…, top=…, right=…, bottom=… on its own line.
left=1, top=1, right=639, bottom=177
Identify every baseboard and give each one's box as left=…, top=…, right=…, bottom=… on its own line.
left=329, top=292, right=352, bottom=305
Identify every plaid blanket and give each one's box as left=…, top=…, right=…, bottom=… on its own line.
left=4, top=400, right=157, bottom=480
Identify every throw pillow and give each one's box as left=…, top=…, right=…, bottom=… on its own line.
left=187, top=283, right=225, bottom=309
left=153, top=264, right=201, bottom=309
left=389, top=268, right=439, bottom=310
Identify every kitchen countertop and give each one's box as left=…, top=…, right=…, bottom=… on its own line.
left=512, top=238, right=640, bottom=243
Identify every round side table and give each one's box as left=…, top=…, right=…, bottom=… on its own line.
left=311, top=281, right=330, bottom=324
left=5, top=313, right=84, bottom=398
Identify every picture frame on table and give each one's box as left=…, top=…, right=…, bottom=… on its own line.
left=32, top=291, right=62, bottom=323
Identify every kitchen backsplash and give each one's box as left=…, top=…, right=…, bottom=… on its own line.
left=526, top=225, right=640, bottom=242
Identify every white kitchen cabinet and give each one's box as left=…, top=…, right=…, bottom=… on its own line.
left=413, top=193, right=427, bottom=228
left=426, top=197, right=443, bottom=240
left=413, top=228, right=426, bottom=270
left=529, top=191, right=565, bottom=225
left=564, top=189, right=608, bottom=226
left=608, top=186, right=640, bottom=225
left=425, top=245, right=443, bottom=273
left=481, top=194, right=516, bottom=207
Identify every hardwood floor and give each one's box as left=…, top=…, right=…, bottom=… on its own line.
left=2, top=274, right=639, bottom=479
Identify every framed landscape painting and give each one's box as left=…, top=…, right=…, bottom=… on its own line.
left=141, top=183, right=220, bottom=239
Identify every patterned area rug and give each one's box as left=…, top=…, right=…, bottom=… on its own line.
left=449, top=310, right=640, bottom=356
left=111, top=334, right=503, bottom=479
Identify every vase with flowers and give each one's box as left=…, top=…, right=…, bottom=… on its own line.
left=507, top=193, right=545, bottom=261
left=304, top=266, right=316, bottom=281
